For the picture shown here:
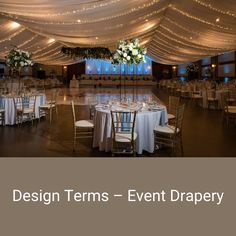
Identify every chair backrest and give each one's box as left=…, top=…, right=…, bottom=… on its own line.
left=22, top=95, right=36, bottom=110
left=207, top=89, right=215, bottom=99
left=229, top=89, right=236, bottom=101
left=221, top=93, right=229, bottom=113
left=169, top=96, right=180, bottom=114
left=50, top=89, right=59, bottom=103
left=110, top=110, right=137, bottom=139
left=71, top=100, right=76, bottom=124
left=13, top=96, right=22, bottom=111
left=174, top=104, right=185, bottom=133
left=22, top=96, right=30, bottom=109
left=0, top=97, right=4, bottom=109
left=88, top=98, right=97, bottom=119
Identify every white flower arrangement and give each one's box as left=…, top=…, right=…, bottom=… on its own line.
left=113, top=38, right=147, bottom=65
left=5, top=47, right=33, bottom=69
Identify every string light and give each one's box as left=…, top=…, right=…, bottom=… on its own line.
left=0, top=28, right=25, bottom=43
left=0, top=1, right=235, bottom=65
left=164, top=17, right=235, bottom=44
left=32, top=40, right=57, bottom=54
left=156, top=28, right=231, bottom=51
left=33, top=45, right=61, bottom=58
left=193, top=0, right=235, bottom=17
left=17, top=34, right=38, bottom=48
left=170, top=6, right=232, bottom=31
left=1, top=0, right=161, bottom=25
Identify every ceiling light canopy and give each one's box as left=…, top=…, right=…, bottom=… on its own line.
left=0, top=0, right=235, bottom=65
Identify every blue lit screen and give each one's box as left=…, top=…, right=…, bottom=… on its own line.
left=85, top=57, right=152, bottom=75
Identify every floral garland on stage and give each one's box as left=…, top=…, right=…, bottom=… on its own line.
left=61, top=46, right=112, bottom=60
left=113, top=38, right=147, bottom=65
left=5, top=47, right=33, bottom=69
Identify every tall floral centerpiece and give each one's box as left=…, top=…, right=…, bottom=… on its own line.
left=113, top=38, right=147, bottom=101
left=186, top=64, right=199, bottom=80
left=5, top=47, right=33, bottom=92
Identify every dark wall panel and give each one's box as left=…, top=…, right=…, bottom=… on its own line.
left=152, top=61, right=172, bottom=80
left=67, top=62, right=86, bottom=81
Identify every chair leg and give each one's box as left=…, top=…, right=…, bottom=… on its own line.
left=133, top=142, right=136, bottom=157
left=73, top=129, right=76, bottom=152
left=50, top=108, right=52, bottom=124
left=55, top=106, right=58, bottom=119
left=38, top=108, right=41, bottom=123
left=21, top=114, right=23, bottom=126
left=180, top=137, right=184, bottom=156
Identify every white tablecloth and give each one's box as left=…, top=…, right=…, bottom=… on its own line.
left=93, top=106, right=168, bottom=154
left=70, top=79, right=79, bottom=88
left=1, top=94, right=46, bottom=125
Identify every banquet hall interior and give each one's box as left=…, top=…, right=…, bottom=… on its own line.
left=0, top=0, right=236, bottom=157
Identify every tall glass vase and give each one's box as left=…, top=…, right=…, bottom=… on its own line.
left=119, top=63, right=127, bottom=102
left=18, top=67, right=22, bottom=94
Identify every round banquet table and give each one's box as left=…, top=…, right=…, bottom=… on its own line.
left=0, top=94, right=46, bottom=125
left=92, top=103, right=168, bottom=154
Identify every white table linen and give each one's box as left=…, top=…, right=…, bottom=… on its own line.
left=93, top=105, right=168, bottom=154
left=70, top=79, right=79, bottom=88
left=1, top=94, right=46, bottom=125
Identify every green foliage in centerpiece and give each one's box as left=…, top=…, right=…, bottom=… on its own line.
left=61, top=47, right=112, bottom=60
left=5, top=47, right=33, bottom=69
left=186, top=64, right=199, bottom=80
left=186, top=64, right=199, bottom=73
left=113, top=38, right=147, bottom=65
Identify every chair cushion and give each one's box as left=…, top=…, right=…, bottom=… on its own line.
left=192, top=94, right=202, bottom=99
left=115, top=132, right=137, bottom=143
left=17, top=108, right=34, bottom=114
left=167, top=113, right=175, bottom=120
left=227, top=98, right=235, bottom=102
left=228, top=107, right=236, bottom=114
left=47, top=101, right=56, bottom=104
left=23, top=108, right=34, bottom=114
left=39, top=104, right=56, bottom=109
left=224, top=106, right=236, bottom=113
left=154, top=125, right=179, bottom=134
left=75, top=120, right=94, bottom=128
left=0, top=109, right=4, bottom=112
left=208, top=98, right=217, bottom=101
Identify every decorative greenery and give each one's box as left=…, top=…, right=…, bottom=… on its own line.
left=186, top=64, right=199, bottom=73
left=113, top=38, right=147, bottom=65
left=5, top=47, right=33, bottom=69
left=61, top=47, right=112, bottom=60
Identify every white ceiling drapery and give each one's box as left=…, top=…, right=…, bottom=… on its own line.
left=0, top=0, right=235, bottom=65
